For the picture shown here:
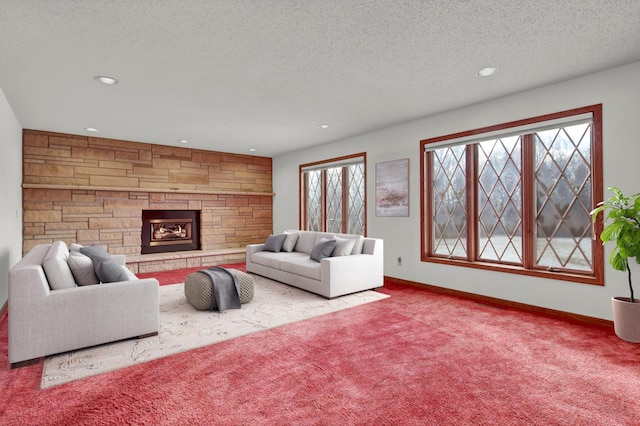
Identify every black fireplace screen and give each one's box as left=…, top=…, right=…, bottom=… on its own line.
left=150, top=219, right=192, bottom=246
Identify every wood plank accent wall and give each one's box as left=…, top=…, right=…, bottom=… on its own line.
left=22, top=129, right=273, bottom=256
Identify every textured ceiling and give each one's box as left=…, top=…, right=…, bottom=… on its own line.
left=1, top=1, right=639, bottom=157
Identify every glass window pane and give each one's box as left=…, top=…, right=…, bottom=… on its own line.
left=306, top=171, right=322, bottom=231
left=347, top=163, right=365, bottom=235
left=534, top=123, right=593, bottom=271
left=477, top=137, right=523, bottom=264
left=431, top=146, right=467, bottom=257
left=326, top=167, right=343, bottom=233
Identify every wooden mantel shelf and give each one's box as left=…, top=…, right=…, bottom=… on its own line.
left=22, top=183, right=275, bottom=197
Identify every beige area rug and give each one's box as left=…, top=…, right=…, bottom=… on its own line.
left=41, top=275, right=389, bottom=389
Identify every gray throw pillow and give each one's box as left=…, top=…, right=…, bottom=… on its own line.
left=264, top=234, right=287, bottom=252
left=80, top=244, right=129, bottom=283
left=310, top=239, right=336, bottom=262
left=79, top=244, right=111, bottom=262
left=67, top=251, right=100, bottom=286
left=96, top=260, right=130, bottom=283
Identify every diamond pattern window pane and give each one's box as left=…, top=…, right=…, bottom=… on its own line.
left=477, top=137, right=523, bottom=263
left=432, top=146, right=467, bottom=257
left=347, top=163, right=365, bottom=235
left=306, top=171, right=322, bottom=231
left=534, top=123, right=592, bottom=271
left=326, top=167, right=343, bottom=233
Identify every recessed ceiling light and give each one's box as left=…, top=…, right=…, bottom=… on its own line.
left=319, top=124, right=330, bottom=129
left=94, top=75, right=118, bottom=85
left=477, top=67, right=499, bottom=77
left=248, top=148, right=256, bottom=152
left=178, top=139, right=189, bottom=144
left=85, top=127, right=98, bottom=132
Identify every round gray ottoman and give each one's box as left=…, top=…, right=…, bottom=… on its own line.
left=184, top=268, right=254, bottom=310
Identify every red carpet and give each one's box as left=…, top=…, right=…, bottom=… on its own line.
left=2, top=265, right=640, bottom=425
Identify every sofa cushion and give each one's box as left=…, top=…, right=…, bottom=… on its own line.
left=310, top=238, right=336, bottom=262
left=264, top=233, right=287, bottom=252
left=251, top=251, right=307, bottom=269
left=293, top=231, right=319, bottom=254
left=43, top=241, right=76, bottom=290
left=251, top=251, right=283, bottom=269
left=282, top=231, right=299, bottom=252
left=281, top=257, right=322, bottom=281
left=80, top=245, right=130, bottom=283
left=67, top=251, right=100, bottom=286
left=332, top=236, right=356, bottom=256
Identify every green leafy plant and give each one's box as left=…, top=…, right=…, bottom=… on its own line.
left=590, top=187, right=640, bottom=302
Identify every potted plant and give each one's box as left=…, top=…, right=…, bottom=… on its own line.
left=590, top=186, right=640, bottom=342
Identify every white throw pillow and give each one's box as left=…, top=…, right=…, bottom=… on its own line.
left=331, top=233, right=365, bottom=254
left=351, top=235, right=365, bottom=254
left=282, top=231, right=299, bottom=252
left=43, top=241, right=76, bottom=290
left=69, top=243, right=84, bottom=252
left=332, top=236, right=356, bottom=256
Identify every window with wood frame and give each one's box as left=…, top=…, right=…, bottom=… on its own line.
left=420, top=104, right=604, bottom=285
left=300, top=153, right=366, bottom=235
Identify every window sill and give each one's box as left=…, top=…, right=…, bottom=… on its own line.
left=422, top=256, right=603, bottom=286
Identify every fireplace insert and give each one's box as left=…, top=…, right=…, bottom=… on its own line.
left=141, top=210, right=200, bottom=254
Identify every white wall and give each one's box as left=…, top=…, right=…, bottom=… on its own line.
left=273, top=61, right=640, bottom=320
left=0, top=87, right=23, bottom=310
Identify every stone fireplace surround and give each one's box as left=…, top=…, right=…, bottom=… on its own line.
left=22, top=130, right=274, bottom=273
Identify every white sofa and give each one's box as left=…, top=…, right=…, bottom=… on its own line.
left=8, top=242, right=159, bottom=368
left=246, top=230, right=383, bottom=298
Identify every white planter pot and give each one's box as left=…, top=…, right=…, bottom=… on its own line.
left=612, top=297, right=640, bottom=343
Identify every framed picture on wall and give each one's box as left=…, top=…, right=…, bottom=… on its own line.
left=375, top=158, right=409, bottom=217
